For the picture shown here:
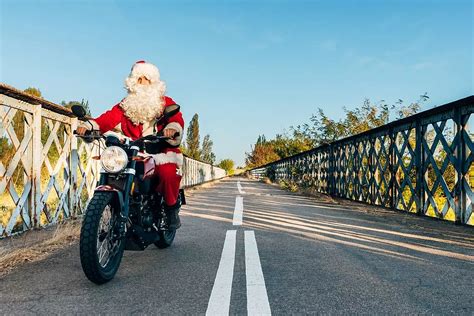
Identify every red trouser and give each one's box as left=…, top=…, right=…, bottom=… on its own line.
left=154, top=163, right=182, bottom=206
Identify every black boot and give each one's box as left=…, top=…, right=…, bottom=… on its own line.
left=164, top=200, right=181, bottom=230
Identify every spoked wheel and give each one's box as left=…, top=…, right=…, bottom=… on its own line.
left=80, top=192, right=125, bottom=284
left=154, top=229, right=176, bottom=249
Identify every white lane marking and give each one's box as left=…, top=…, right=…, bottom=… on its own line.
left=206, top=230, right=237, bottom=316
left=237, top=180, right=246, bottom=194
left=233, top=196, right=244, bottom=226
left=245, top=231, right=271, bottom=315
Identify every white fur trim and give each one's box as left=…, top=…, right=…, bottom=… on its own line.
left=152, top=152, right=184, bottom=167
left=131, top=62, right=160, bottom=82
left=164, top=122, right=183, bottom=146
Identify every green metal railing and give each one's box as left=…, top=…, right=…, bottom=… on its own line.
left=251, top=96, right=474, bottom=225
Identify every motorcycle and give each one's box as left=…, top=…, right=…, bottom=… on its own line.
left=71, top=104, right=185, bottom=284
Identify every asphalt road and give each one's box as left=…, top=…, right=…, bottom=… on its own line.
left=1, top=177, right=473, bottom=315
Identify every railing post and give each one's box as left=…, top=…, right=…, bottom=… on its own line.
left=389, top=128, right=395, bottom=209
left=329, top=143, right=335, bottom=195
left=353, top=140, right=359, bottom=200
left=369, top=137, right=375, bottom=205
left=454, top=107, right=465, bottom=224
left=461, top=113, right=469, bottom=224
left=415, top=120, right=424, bottom=216
left=70, top=117, right=78, bottom=217
left=31, top=103, right=42, bottom=228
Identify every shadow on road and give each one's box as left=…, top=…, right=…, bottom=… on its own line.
left=183, top=178, right=474, bottom=264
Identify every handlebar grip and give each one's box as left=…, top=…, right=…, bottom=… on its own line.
left=73, top=130, right=92, bottom=136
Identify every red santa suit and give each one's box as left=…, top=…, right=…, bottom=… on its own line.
left=89, top=61, right=184, bottom=207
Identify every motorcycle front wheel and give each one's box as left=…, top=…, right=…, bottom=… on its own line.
left=80, top=192, right=125, bottom=284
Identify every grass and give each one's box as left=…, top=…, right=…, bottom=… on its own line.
left=1, top=192, right=67, bottom=236
left=0, top=219, right=81, bottom=277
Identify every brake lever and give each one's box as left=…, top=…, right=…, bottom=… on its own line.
left=143, top=137, right=170, bottom=144
left=73, top=130, right=104, bottom=143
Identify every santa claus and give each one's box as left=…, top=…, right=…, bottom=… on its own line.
left=77, top=60, right=184, bottom=229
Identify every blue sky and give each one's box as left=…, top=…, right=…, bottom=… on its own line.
left=1, top=0, right=472, bottom=166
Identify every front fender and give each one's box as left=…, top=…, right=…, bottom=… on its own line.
left=94, top=185, right=125, bottom=219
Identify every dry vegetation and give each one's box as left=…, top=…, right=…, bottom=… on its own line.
left=0, top=220, right=81, bottom=277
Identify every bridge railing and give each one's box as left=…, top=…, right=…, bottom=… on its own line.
left=250, top=96, right=474, bottom=226
left=182, top=157, right=226, bottom=187
left=0, top=83, right=226, bottom=237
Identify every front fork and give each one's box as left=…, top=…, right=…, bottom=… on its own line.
left=96, top=146, right=139, bottom=239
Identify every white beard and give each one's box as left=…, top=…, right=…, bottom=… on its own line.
left=120, top=81, right=166, bottom=125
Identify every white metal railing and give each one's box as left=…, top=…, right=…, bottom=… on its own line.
left=0, top=83, right=226, bottom=237
left=182, top=157, right=226, bottom=187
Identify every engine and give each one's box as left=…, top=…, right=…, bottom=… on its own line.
left=130, top=194, right=158, bottom=231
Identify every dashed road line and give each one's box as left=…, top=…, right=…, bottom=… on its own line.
left=207, top=181, right=270, bottom=314
left=206, top=230, right=237, bottom=316
left=233, top=196, right=244, bottom=226
left=245, top=230, right=271, bottom=315
left=237, top=180, right=246, bottom=194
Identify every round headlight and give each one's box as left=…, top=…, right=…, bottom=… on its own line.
left=101, top=146, right=128, bottom=173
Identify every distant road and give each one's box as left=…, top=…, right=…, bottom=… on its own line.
left=1, top=177, right=473, bottom=314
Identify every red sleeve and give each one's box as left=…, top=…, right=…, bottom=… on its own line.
left=94, top=103, right=123, bottom=134
left=164, top=96, right=184, bottom=128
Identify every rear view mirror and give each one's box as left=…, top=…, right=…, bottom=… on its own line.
left=71, top=105, right=87, bottom=118
left=163, top=104, right=180, bottom=119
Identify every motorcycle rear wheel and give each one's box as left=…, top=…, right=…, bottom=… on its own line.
left=80, top=192, right=125, bottom=284
left=154, top=229, right=176, bottom=249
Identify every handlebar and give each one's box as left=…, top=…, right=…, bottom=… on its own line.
left=73, top=130, right=92, bottom=136
left=131, top=132, right=180, bottom=145
left=73, top=129, right=103, bottom=143
left=73, top=129, right=180, bottom=145
left=155, top=130, right=180, bottom=139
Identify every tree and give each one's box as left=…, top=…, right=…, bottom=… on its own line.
left=293, top=96, right=427, bottom=146
left=201, top=134, right=216, bottom=164
left=245, top=135, right=280, bottom=168
left=181, top=113, right=217, bottom=163
left=185, top=113, right=201, bottom=160
left=392, top=93, right=428, bottom=119
left=270, top=131, right=314, bottom=159
left=298, top=99, right=390, bottom=144
left=61, top=99, right=91, bottom=116
left=246, top=95, right=429, bottom=169
left=218, top=159, right=234, bottom=175
left=0, top=137, right=13, bottom=167
left=24, top=87, right=42, bottom=97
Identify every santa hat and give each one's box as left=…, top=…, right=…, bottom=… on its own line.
left=129, top=60, right=160, bottom=83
